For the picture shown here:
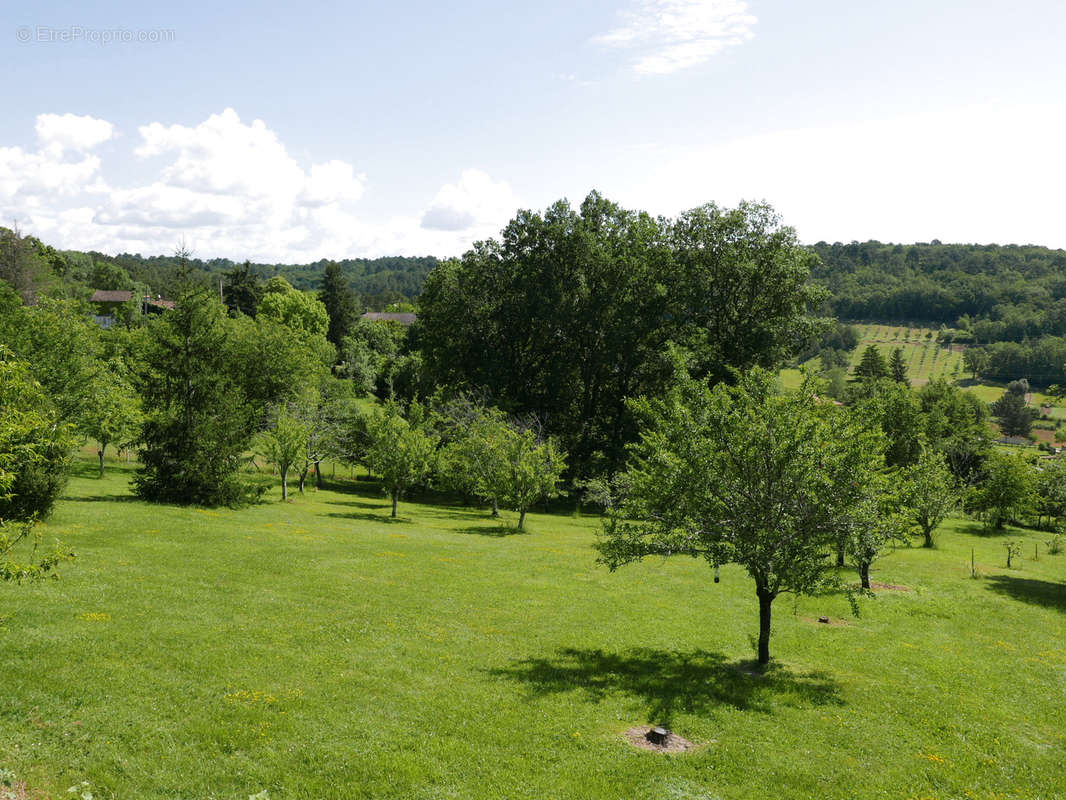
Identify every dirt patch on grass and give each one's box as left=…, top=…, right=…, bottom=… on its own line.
left=870, top=581, right=910, bottom=592
left=802, top=615, right=849, bottom=627
left=624, top=725, right=700, bottom=753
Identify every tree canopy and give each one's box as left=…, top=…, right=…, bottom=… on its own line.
left=419, top=193, right=826, bottom=477
left=597, top=367, right=882, bottom=665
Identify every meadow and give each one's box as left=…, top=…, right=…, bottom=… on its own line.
left=2, top=458, right=1065, bottom=799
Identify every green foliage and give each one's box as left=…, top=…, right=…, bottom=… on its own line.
left=898, top=448, right=960, bottom=548
left=0, top=518, right=73, bottom=583
left=339, top=318, right=408, bottom=395
left=364, top=401, right=438, bottom=517
left=222, top=261, right=263, bottom=318
left=597, top=367, right=883, bottom=664
left=0, top=225, right=51, bottom=302
left=420, top=193, right=825, bottom=477
left=963, top=348, right=990, bottom=379
left=809, top=240, right=1066, bottom=344
left=857, top=380, right=923, bottom=467
left=257, top=278, right=330, bottom=339
left=972, top=451, right=1036, bottom=530
left=134, top=288, right=259, bottom=506
left=319, top=261, right=358, bottom=351
left=889, top=347, right=909, bottom=385
left=132, top=273, right=328, bottom=507
left=855, top=344, right=888, bottom=380
left=991, top=390, right=1037, bottom=437
left=918, top=379, right=992, bottom=482
left=0, top=346, right=75, bottom=522
left=436, top=399, right=510, bottom=510
left=494, top=427, right=566, bottom=531
left=1003, top=539, right=1022, bottom=568
left=0, top=287, right=101, bottom=425
left=77, top=361, right=142, bottom=476
left=256, top=406, right=309, bottom=501
left=844, top=480, right=911, bottom=588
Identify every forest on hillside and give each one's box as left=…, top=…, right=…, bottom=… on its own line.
left=0, top=227, right=436, bottom=310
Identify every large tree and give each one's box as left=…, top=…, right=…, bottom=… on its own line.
left=320, top=261, right=358, bottom=351
left=133, top=269, right=327, bottom=506
left=419, top=193, right=825, bottom=477
left=597, top=367, right=882, bottom=666
left=991, top=389, right=1036, bottom=438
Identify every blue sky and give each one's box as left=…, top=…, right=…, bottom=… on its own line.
left=2, top=0, right=1065, bottom=260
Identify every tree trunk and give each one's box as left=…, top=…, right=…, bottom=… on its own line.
left=298, top=469, right=307, bottom=494
left=491, top=498, right=499, bottom=518
left=281, top=470, right=288, bottom=500
left=836, top=540, right=845, bottom=567
left=315, top=461, right=323, bottom=488
left=391, top=490, right=398, bottom=518
left=757, top=589, right=774, bottom=666
left=518, top=509, right=526, bottom=531
left=98, top=447, right=105, bottom=477
left=859, top=560, right=871, bottom=589
left=923, top=528, right=934, bottom=548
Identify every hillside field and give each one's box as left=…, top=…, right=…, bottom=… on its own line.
left=1, top=459, right=1064, bottom=799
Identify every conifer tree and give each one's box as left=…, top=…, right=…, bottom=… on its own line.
left=320, top=261, right=358, bottom=351
left=889, top=347, right=909, bottom=385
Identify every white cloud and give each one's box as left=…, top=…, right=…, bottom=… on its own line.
left=35, top=113, right=114, bottom=155
left=0, top=110, right=518, bottom=261
left=616, top=104, right=1066, bottom=248
left=595, top=0, right=757, bottom=75
left=421, top=169, right=517, bottom=234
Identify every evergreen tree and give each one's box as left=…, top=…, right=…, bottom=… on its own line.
left=855, top=345, right=888, bottom=380
left=222, top=260, right=263, bottom=318
left=889, top=347, right=909, bottom=385
left=991, top=390, right=1036, bottom=437
left=133, top=285, right=259, bottom=506
left=320, top=261, right=358, bottom=352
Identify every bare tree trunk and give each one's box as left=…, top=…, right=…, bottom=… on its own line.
left=298, top=469, right=307, bottom=494
left=859, top=560, right=871, bottom=589
left=836, top=540, right=845, bottom=567
left=491, top=498, right=499, bottom=518
left=281, top=470, right=288, bottom=501
left=757, top=589, right=774, bottom=666
left=391, top=490, right=398, bottom=518
left=98, top=447, right=105, bottom=477
left=315, top=461, right=323, bottom=488
left=518, top=509, right=526, bottom=530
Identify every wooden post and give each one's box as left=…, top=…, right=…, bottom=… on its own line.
left=971, top=547, right=975, bottom=578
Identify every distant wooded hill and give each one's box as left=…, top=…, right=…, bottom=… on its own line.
left=49, top=243, right=438, bottom=309
left=809, top=241, right=1066, bottom=342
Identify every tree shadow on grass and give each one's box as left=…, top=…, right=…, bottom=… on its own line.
left=416, top=506, right=501, bottom=523
left=60, top=493, right=138, bottom=503
left=326, top=499, right=391, bottom=510
left=321, top=511, right=407, bottom=524
left=488, top=647, right=841, bottom=725
left=453, top=524, right=526, bottom=537
left=985, top=574, right=1066, bottom=612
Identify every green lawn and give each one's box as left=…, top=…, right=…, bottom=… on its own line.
left=2, top=459, right=1065, bottom=799
left=846, top=324, right=966, bottom=385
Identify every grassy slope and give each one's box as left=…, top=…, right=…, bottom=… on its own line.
left=2, top=460, right=1065, bottom=799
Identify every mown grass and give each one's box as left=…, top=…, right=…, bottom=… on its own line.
left=2, top=459, right=1065, bottom=799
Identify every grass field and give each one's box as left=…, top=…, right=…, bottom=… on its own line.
left=2, top=459, right=1066, bottom=799
left=815, top=324, right=968, bottom=386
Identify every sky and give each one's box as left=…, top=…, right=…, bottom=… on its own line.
left=2, top=0, right=1066, bottom=261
